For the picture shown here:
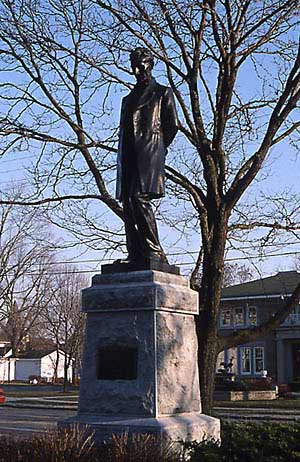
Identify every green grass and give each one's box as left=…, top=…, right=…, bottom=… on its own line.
left=214, top=398, right=300, bottom=409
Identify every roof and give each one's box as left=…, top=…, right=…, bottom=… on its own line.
left=17, top=337, right=59, bottom=359
left=18, top=348, right=58, bottom=359
left=0, top=337, right=62, bottom=359
left=221, top=271, right=300, bottom=299
left=17, top=348, right=53, bottom=359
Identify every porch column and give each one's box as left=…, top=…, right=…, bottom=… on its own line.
left=276, top=339, right=285, bottom=383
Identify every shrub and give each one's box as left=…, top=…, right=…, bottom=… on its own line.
left=0, top=425, right=95, bottom=462
left=0, top=427, right=180, bottom=462
left=277, top=383, right=289, bottom=397
left=216, top=376, right=276, bottom=392
left=1, top=422, right=300, bottom=462
left=242, top=377, right=274, bottom=391
left=187, top=421, right=300, bottom=462
left=103, top=433, right=181, bottom=462
left=215, top=379, right=247, bottom=391
left=288, top=381, right=300, bottom=392
left=28, top=375, right=42, bottom=384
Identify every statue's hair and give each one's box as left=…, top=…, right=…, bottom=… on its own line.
left=130, top=47, right=154, bottom=68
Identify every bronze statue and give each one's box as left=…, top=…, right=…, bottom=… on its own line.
left=116, top=47, right=178, bottom=265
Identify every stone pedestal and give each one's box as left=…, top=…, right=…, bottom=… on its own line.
left=61, top=270, right=220, bottom=443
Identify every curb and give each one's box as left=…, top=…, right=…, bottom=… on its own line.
left=1, top=403, right=77, bottom=411
left=213, top=412, right=300, bottom=422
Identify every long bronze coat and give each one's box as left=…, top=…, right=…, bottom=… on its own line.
left=116, top=79, right=178, bottom=200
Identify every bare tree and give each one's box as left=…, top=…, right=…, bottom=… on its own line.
left=194, top=261, right=254, bottom=289
left=42, top=265, right=87, bottom=391
left=0, top=0, right=300, bottom=412
left=0, top=0, right=124, bottom=254
left=0, top=201, right=55, bottom=358
left=222, top=263, right=254, bottom=288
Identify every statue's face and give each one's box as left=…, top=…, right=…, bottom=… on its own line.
left=131, top=56, right=153, bottom=86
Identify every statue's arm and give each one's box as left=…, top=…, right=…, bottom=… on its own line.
left=119, top=98, right=126, bottom=128
left=161, top=88, right=179, bottom=149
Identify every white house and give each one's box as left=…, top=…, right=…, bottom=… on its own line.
left=0, top=336, right=73, bottom=382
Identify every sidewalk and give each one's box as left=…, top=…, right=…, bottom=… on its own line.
left=213, top=406, right=300, bottom=423
left=2, top=397, right=300, bottom=422
left=2, top=396, right=78, bottom=410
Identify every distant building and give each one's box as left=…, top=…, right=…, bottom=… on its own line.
left=0, top=335, right=10, bottom=358
left=0, top=336, right=72, bottom=382
left=218, top=271, right=300, bottom=383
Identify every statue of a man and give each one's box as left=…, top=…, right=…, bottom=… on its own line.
left=116, top=47, right=178, bottom=265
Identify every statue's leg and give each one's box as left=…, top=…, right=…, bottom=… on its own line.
left=122, top=196, right=144, bottom=261
left=131, top=194, right=168, bottom=262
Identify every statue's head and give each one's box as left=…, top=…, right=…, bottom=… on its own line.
left=130, top=47, right=154, bottom=86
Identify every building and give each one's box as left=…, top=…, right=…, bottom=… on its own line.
left=219, top=270, right=300, bottom=384
left=0, top=335, right=11, bottom=358
left=0, top=336, right=73, bottom=382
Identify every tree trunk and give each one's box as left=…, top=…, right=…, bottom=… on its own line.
left=197, top=327, right=219, bottom=415
left=63, top=353, right=68, bottom=393
left=52, top=348, right=59, bottom=384
left=7, top=358, right=11, bottom=383
left=196, top=211, right=227, bottom=414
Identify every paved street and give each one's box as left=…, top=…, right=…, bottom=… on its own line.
left=0, top=407, right=76, bottom=437
left=1, top=401, right=300, bottom=438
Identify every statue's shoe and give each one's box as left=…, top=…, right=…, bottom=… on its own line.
left=114, top=255, right=142, bottom=264
left=146, top=251, right=169, bottom=264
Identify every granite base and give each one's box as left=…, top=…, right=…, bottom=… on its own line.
left=61, top=412, right=220, bottom=445
left=60, top=270, right=220, bottom=445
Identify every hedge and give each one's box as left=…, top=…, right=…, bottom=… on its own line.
left=187, top=421, right=300, bottom=462
left=1, top=421, right=300, bottom=461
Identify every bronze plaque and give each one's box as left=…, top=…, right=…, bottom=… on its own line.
left=96, top=347, right=138, bottom=380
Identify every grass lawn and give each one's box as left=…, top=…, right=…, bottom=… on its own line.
left=214, top=398, right=300, bottom=409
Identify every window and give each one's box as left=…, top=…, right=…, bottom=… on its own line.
left=254, top=347, right=264, bottom=373
left=282, top=305, right=300, bottom=326
left=220, top=308, right=231, bottom=327
left=241, top=347, right=251, bottom=374
left=247, top=306, right=257, bottom=326
left=234, top=307, right=244, bottom=326
left=240, top=346, right=265, bottom=375
left=0, top=346, right=9, bottom=357
left=220, top=305, right=256, bottom=328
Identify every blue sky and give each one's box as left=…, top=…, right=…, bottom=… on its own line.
left=0, top=1, right=299, bottom=282
left=1, top=124, right=299, bottom=281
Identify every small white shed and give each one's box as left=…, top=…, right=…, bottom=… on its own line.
left=0, top=348, right=72, bottom=382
